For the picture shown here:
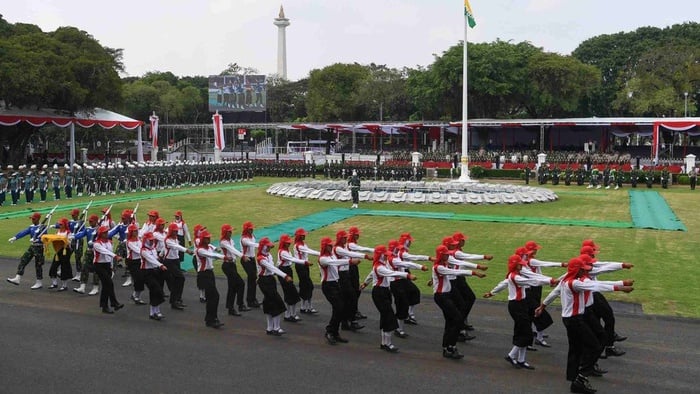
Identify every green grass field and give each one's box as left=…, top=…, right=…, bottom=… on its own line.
left=2, top=177, right=698, bottom=318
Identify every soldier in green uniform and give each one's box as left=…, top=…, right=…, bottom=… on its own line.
left=9, top=169, right=20, bottom=205
left=24, top=170, right=35, bottom=203
left=0, top=171, right=6, bottom=206
left=645, top=168, right=654, bottom=188
left=630, top=167, right=639, bottom=188
left=52, top=169, right=61, bottom=200
left=348, top=170, right=360, bottom=209
left=661, top=166, right=670, bottom=189
left=564, top=165, right=572, bottom=186
left=64, top=166, right=73, bottom=199
left=38, top=170, right=48, bottom=202
left=690, top=167, right=697, bottom=190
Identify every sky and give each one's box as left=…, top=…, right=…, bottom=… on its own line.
left=2, top=0, right=695, bottom=81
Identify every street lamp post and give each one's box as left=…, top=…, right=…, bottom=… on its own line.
left=685, top=92, right=689, bottom=117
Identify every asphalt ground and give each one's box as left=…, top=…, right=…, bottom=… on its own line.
left=0, top=258, right=698, bottom=394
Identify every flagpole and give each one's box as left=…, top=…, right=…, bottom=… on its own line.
left=458, top=4, right=472, bottom=182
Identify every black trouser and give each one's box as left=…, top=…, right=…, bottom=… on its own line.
left=17, top=244, right=44, bottom=279
left=48, top=247, right=73, bottom=281
left=592, top=292, right=615, bottom=347
left=322, top=280, right=344, bottom=336
left=434, top=292, right=462, bottom=348
left=295, top=263, right=313, bottom=301
left=163, top=258, right=185, bottom=304
left=563, top=314, right=603, bottom=381
left=338, top=270, right=357, bottom=324
left=448, top=279, right=468, bottom=330
left=53, top=186, right=60, bottom=200
left=142, top=268, right=165, bottom=306
left=453, top=276, right=475, bottom=324
left=351, top=189, right=359, bottom=204
left=222, top=261, right=245, bottom=310
left=71, top=239, right=83, bottom=274
left=241, top=257, right=259, bottom=304
left=372, top=286, right=398, bottom=332
left=197, top=270, right=219, bottom=324
left=94, top=263, right=119, bottom=309
left=349, top=264, right=362, bottom=309
left=65, top=186, right=72, bottom=198
left=126, top=259, right=145, bottom=292
left=177, top=235, right=185, bottom=262
left=39, top=189, right=47, bottom=201
left=278, top=265, right=300, bottom=306
left=80, top=250, right=98, bottom=285
left=527, top=286, right=553, bottom=341
left=508, top=299, right=531, bottom=347
left=390, top=279, right=410, bottom=320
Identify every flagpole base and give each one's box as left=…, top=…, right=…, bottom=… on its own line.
left=455, top=162, right=476, bottom=183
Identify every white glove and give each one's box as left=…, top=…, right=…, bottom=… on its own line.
left=8, top=237, right=16, bottom=243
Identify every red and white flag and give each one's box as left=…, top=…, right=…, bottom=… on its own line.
left=213, top=111, right=225, bottom=150
left=149, top=112, right=159, bottom=148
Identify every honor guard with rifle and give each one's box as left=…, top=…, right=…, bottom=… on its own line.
left=6, top=205, right=59, bottom=289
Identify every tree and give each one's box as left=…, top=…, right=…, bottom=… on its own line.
left=219, top=63, right=258, bottom=76
left=267, top=78, right=308, bottom=122
left=306, top=63, right=370, bottom=121
left=0, top=17, right=124, bottom=164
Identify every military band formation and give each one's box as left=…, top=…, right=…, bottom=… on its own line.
left=5, top=196, right=634, bottom=393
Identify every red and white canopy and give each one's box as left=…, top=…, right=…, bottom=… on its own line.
left=0, top=107, right=143, bottom=129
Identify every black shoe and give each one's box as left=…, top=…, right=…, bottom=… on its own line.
left=342, top=322, right=364, bottom=331
left=570, top=375, right=596, bottom=394
left=149, top=313, right=164, bottom=321
left=404, top=317, right=418, bottom=325
left=465, top=324, right=475, bottom=331
left=113, top=303, right=124, bottom=311
left=325, top=332, right=337, bottom=345
left=354, top=311, right=367, bottom=320
left=171, top=303, right=185, bottom=310
left=333, top=335, right=349, bottom=343
left=380, top=344, right=399, bottom=353
left=526, top=345, right=538, bottom=351
left=306, top=307, right=318, bottom=314
left=266, top=329, right=283, bottom=336
left=593, top=363, right=608, bottom=375
left=504, top=355, right=520, bottom=368
left=177, top=301, right=187, bottom=308
left=605, top=346, right=625, bottom=357
left=102, top=307, right=114, bottom=314
left=206, top=320, right=224, bottom=329
left=228, top=308, right=241, bottom=316
left=199, top=297, right=206, bottom=303
left=443, top=347, right=464, bottom=359
left=284, top=316, right=300, bottom=323
left=457, top=333, right=476, bottom=342
left=238, top=305, right=252, bottom=312
left=613, top=333, right=628, bottom=342
left=248, top=301, right=261, bottom=308
left=518, top=361, right=535, bottom=370
left=394, top=329, right=408, bottom=339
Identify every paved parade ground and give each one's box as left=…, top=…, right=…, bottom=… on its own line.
left=0, top=258, right=698, bottom=394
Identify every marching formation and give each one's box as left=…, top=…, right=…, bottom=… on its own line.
left=5, top=205, right=634, bottom=394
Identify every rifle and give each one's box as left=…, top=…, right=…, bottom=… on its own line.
left=74, top=200, right=93, bottom=234
left=32, top=204, right=59, bottom=242
left=100, top=204, right=113, bottom=223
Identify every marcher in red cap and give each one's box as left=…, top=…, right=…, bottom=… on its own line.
left=69, top=208, right=85, bottom=282
left=484, top=254, right=558, bottom=370
left=536, top=256, right=634, bottom=394
left=141, top=210, right=160, bottom=235
left=579, top=241, right=633, bottom=359
left=195, top=230, right=231, bottom=328
left=293, top=228, right=320, bottom=314
left=172, top=210, right=192, bottom=261
left=140, top=232, right=168, bottom=320
left=334, top=229, right=372, bottom=332
left=240, top=221, right=261, bottom=308
left=277, top=234, right=308, bottom=322
left=390, top=233, right=430, bottom=334
left=92, top=224, right=124, bottom=314
left=218, top=224, right=248, bottom=315
left=6, top=211, right=47, bottom=289
left=367, top=243, right=417, bottom=353
left=163, top=222, right=194, bottom=310
left=318, top=236, right=362, bottom=345
left=124, top=223, right=146, bottom=305
left=47, top=217, right=73, bottom=291
left=520, top=240, right=568, bottom=349
left=451, top=232, right=492, bottom=333
left=346, top=226, right=375, bottom=321
left=256, top=237, right=292, bottom=335
left=433, top=244, right=486, bottom=360
left=71, top=214, right=101, bottom=295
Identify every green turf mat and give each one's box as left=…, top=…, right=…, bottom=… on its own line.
left=629, top=191, right=686, bottom=231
